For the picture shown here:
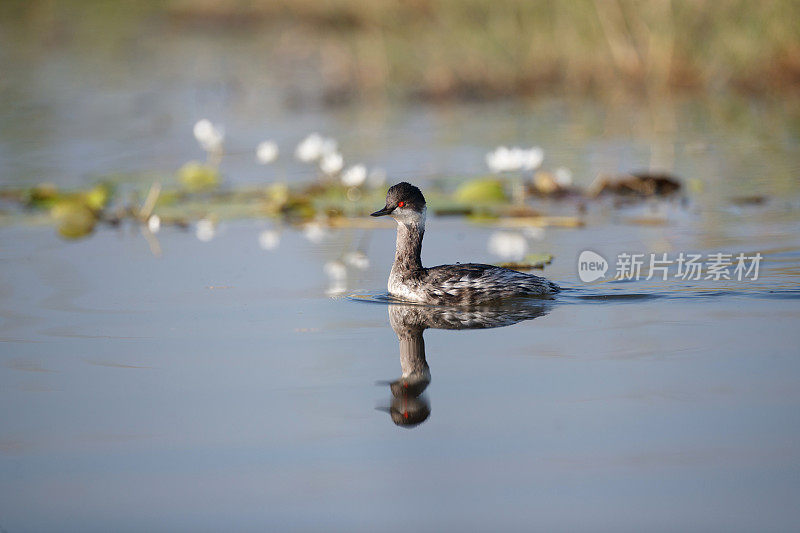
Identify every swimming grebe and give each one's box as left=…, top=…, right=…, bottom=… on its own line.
left=371, top=182, right=560, bottom=305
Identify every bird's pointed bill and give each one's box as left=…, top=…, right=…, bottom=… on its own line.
left=370, top=205, right=394, bottom=217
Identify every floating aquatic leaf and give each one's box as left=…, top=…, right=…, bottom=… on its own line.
left=454, top=178, right=508, bottom=203
left=490, top=216, right=584, bottom=228
left=280, top=196, right=316, bottom=221
left=588, top=172, right=682, bottom=198
left=433, top=206, right=474, bottom=217
left=495, top=253, right=553, bottom=270
left=266, top=182, right=290, bottom=205
left=155, top=190, right=181, bottom=206
left=51, top=200, right=96, bottom=240
left=1, top=168, right=594, bottom=242
left=178, top=162, right=220, bottom=192
left=25, top=183, right=60, bottom=209
left=466, top=211, right=500, bottom=222
left=526, top=252, right=553, bottom=265
left=689, top=178, right=705, bottom=194
left=83, top=183, right=114, bottom=212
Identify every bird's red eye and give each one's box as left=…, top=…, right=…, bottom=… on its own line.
left=398, top=201, right=405, bottom=207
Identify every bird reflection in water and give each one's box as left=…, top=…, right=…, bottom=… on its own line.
left=378, top=300, right=552, bottom=428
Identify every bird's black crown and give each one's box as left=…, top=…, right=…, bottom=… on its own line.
left=386, top=182, right=426, bottom=211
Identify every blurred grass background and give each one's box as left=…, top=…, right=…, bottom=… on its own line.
left=0, top=0, right=798, bottom=234
left=3, top=0, right=800, bottom=104
left=3, top=0, right=797, bottom=104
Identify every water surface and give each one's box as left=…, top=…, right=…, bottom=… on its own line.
left=2, top=203, right=799, bottom=531
left=2, top=10, right=800, bottom=531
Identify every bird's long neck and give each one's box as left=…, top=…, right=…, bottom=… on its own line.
left=388, top=306, right=430, bottom=380
left=393, top=212, right=425, bottom=272
left=398, top=328, right=429, bottom=379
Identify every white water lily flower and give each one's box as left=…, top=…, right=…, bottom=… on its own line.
left=486, top=146, right=513, bottom=173
left=147, top=214, right=161, bottom=234
left=295, top=133, right=338, bottom=162
left=319, top=151, right=344, bottom=175
left=487, top=231, right=528, bottom=260
left=196, top=218, right=216, bottom=242
left=256, top=141, right=279, bottom=164
left=303, top=222, right=327, bottom=243
left=554, top=167, right=573, bottom=187
left=295, top=133, right=323, bottom=162
left=487, top=146, right=524, bottom=172
left=324, top=260, right=347, bottom=281
left=486, top=145, right=544, bottom=173
left=341, top=164, right=367, bottom=187
left=193, top=119, right=224, bottom=153
left=520, top=147, right=544, bottom=170
left=344, top=250, right=370, bottom=270
left=258, top=229, right=280, bottom=250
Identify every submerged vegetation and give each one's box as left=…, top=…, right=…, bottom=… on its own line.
left=0, top=118, right=686, bottom=243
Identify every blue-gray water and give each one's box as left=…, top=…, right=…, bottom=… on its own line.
left=2, top=209, right=799, bottom=531
left=2, top=7, right=800, bottom=532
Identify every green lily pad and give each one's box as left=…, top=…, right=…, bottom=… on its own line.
left=178, top=162, right=220, bottom=192
left=495, top=253, right=554, bottom=270
left=84, top=183, right=112, bottom=211
left=26, top=184, right=60, bottom=209
left=454, top=178, right=508, bottom=203
left=51, top=200, right=97, bottom=239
